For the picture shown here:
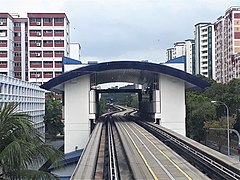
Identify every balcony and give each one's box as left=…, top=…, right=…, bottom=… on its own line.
left=54, top=42, right=64, bottom=47
left=43, top=63, right=53, bottom=68
left=30, top=53, right=42, bottom=58
left=43, top=32, right=53, bottom=37
left=30, top=63, right=42, bottom=68
left=54, top=31, right=64, bottom=37
left=43, top=22, right=53, bottom=26
left=29, top=22, right=41, bottom=26
left=0, top=53, right=7, bottom=58
left=30, top=73, right=42, bottom=78
left=14, top=37, right=21, bottom=41
left=0, top=43, right=7, bottom=47
left=29, top=32, right=42, bottom=37
left=44, top=73, right=53, bottom=78
left=43, top=42, right=53, bottom=47
left=14, top=27, right=21, bottom=31
left=55, top=62, right=62, bottom=68
left=14, top=57, right=21, bottom=61
left=0, top=31, right=7, bottom=37
left=14, top=47, right=21, bottom=51
left=54, top=22, right=64, bottom=26
left=0, top=63, right=7, bottom=68
left=30, top=42, right=41, bottom=47
left=55, top=72, right=62, bottom=77
left=43, top=53, right=53, bottom=58
left=14, top=66, right=21, bottom=71
left=54, top=52, right=64, bottom=58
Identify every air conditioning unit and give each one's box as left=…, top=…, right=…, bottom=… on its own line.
left=36, top=22, right=41, bottom=25
left=37, top=32, right=41, bottom=36
left=36, top=43, right=41, bottom=47
left=0, top=22, right=3, bottom=25
left=36, top=53, right=41, bottom=57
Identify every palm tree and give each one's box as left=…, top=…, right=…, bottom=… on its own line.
left=0, top=103, right=62, bottom=179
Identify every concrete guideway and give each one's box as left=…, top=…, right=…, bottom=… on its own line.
left=71, top=111, right=211, bottom=179
left=114, top=117, right=208, bottom=180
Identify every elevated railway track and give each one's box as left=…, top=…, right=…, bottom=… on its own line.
left=71, top=107, right=240, bottom=179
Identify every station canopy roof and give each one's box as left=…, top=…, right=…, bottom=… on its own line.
left=40, top=60, right=209, bottom=93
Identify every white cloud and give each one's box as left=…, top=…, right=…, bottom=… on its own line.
left=1, top=0, right=240, bottom=62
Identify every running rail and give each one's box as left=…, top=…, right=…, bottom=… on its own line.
left=108, top=119, right=119, bottom=180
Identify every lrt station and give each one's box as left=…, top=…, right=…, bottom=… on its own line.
left=41, top=57, right=240, bottom=179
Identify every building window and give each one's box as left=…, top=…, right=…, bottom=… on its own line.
left=14, top=72, right=21, bottom=76
left=54, top=30, right=64, bottom=34
left=14, top=52, right=21, bottom=57
left=14, top=43, right=21, bottom=47
left=55, top=40, right=64, bottom=44
left=0, top=18, right=6, bottom=23
left=43, top=30, right=52, bottom=33
left=30, top=18, right=41, bottom=22
left=14, top=23, right=21, bottom=27
left=43, top=18, right=52, bottom=23
left=43, top=40, right=53, bottom=44
left=44, top=51, right=53, bottom=54
left=0, top=40, right=7, bottom=44
left=0, top=30, right=7, bottom=37
left=55, top=18, right=64, bottom=23
left=14, top=62, right=21, bottom=66
left=14, top=32, right=21, bottom=37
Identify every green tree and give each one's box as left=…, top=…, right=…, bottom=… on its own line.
left=0, top=103, right=62, bottom=179
left=186, top=93, right=215, bottom=142
left=44, top=93, right=63, bottom=139
left=99, top=97, right=106, bottom=115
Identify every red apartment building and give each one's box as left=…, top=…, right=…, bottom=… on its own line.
left=0, top=13, right=70, bottom=84
left=215, top=7, right=240, bottom=83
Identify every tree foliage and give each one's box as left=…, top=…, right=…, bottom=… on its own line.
left=44, top=93, right=63, bottom=139
left=0, top=103, right=62, bottom=179
left=186, top=78, right=240, bottom=143
left=186, top=93, right=215, bottom=141
left=99, top=97, right=106, bottom=115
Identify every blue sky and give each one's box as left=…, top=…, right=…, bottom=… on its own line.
left=2, top=0, right=240, bottom=63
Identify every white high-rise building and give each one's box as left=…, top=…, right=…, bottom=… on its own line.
left=165, top=40, right=195, bottom=74
left=185, top=39, right=195, bottom=74
left=0, top=74, right=45, bottom=135
left=70, top=43, right=81, bottom=60
left=195, top=22, right=215, bottom=79
left=166, top=42, right=186, bottom=61
left=173, top=42, right=186, bottom=59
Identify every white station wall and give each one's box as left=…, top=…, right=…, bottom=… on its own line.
left=159, top=74, right=186, bottom=136
left=64, top=75, right=91, bottom=153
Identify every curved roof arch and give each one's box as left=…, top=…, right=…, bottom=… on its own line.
left=40, top=61, right=209, bottom=92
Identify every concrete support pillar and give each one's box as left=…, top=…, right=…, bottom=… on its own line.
left=89, top=90, right=96, bottom=120
left=159, top=74, right=186, bottom=136
left=152, top=90, right=161, bottom=123
left=138, top=91, right=142, bottom=109
left=64, top=75, right=91, bottom=153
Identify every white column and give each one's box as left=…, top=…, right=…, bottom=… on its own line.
left=152, top=90, right=161, bottom=120
left=89, top=90, right=96, bottom=120
left=159, top=74, right=186, bottom=136
left=64, top=75, right=91, bottom=153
